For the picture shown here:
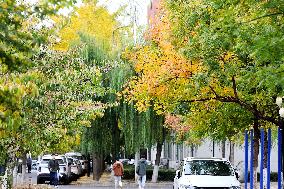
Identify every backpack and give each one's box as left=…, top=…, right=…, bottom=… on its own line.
left=136, top=160, right=147, bottom=176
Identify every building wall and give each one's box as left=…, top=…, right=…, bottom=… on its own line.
left=151, top=140, right=279, bottom=173
left=147, top=0, right=161, bottom=26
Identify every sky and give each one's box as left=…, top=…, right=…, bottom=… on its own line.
left=98, top=0, right=150, bottom=26
left=26, top=0, right=150, bottom=29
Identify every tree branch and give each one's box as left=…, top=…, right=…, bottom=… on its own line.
left=258, top=114, right=278, bottom=126
left=243, top=12, right=284, bottom=23
left=232, top=76, right=238, bottom=99
left=209, top=85, right=219, bottom=97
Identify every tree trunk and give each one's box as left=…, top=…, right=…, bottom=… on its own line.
left=111, top=117, right=120, bottom=163
left=148, top=147, right=151, bottom=161
left=221, top=140, right=226, bottom=158
left=100, top=155, right=104, bottom=174
left=152, top=142, right=163, bottom=183
left=263, top=131, right=268, bottom=189
left=134, top=151, right=140, bottom=181
left=8, top=145, right=19, bottom=188
left=21, top=154, right=27, bottom=185
left=92, top=152, right=102, bottom=181
left=253, top=119, right=260, bottom=188
left=191, top=145, right=194, bottom=157
left=3, top=162, right=13, bottom=189
left=229, top=141, right=235, bottom=166
left=6, top=151, right=19, bottom=188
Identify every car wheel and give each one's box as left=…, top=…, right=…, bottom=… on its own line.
left=37, top=178, right=42, bottom=184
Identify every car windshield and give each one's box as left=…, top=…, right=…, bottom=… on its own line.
left=41, top=159, right=65, bottom=165
left=184, top=160, right=234, bottom=176
left=68, top=155, right=83, bottom=160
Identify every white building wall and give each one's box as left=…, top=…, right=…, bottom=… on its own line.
left=151, top=139, right=279, bottom=172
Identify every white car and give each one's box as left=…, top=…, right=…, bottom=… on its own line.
left=67, top=157, right=83, bottom=180
left=129, top=159, right=135, bottom=165
left=65, top=152, right=87, bottom=173
left=173, top=157, right=240, bottom=189
left=37, top=154, right=71, bottom=184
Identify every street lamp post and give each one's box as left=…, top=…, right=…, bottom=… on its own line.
left=276, top=97, right=284, bottom=188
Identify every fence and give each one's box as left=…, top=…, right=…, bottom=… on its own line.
left=244, top=128, right=282, bottom=189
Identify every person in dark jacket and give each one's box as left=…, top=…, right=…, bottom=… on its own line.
left=136, top=155, right=147, bottom=189
left=48, top=154, right=60, bottom=188
left=27, top=156, right=32, bottom=173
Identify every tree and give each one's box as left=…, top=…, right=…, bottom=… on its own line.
left=23, top=47, right=105, bottom=154
left=124, top=0, right=284, bottom=184
left=0, top=0, right=75, bottom=186
left=53, top=1, right=118, bottom=52
left=167, top=0, right=284, bottom=184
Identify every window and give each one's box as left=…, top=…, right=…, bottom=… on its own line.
left=184, top=160, right=234, bottom=176
left=42, top=158, right=65, bottom=165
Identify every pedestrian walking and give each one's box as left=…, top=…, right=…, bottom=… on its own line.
left=48, top=154, right=60, bottom=188
left=136, top=155, right=147, bottom=189
left=112, top=157, right=124, bottom=189
left=27, top=156, right=32, bottom=173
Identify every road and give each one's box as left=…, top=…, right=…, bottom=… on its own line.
left=60, top=186, right=172, bottom=189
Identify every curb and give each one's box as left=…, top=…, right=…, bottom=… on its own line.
left=73, top=181, right=173, bottom=187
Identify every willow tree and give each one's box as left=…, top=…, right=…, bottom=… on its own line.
left=52, top=0, right=129, bottom=180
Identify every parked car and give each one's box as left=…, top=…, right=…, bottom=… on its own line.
left=65, top=152, right=87, bottom=173
left=37, top=154, right=71, bottom=185
left=67, top=157, right=83, bottom=180
left=32, top=160, right=37, bottom=170
left=129, top=159, right=135, bottom=165
left=119, top=159, right=130, bottom=165
left=159, top=158, right=169, bottom=168
left=173, top=157, right=240, bottom=189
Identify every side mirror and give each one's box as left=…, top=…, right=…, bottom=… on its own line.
left=234, top=168, right=239, bottom=180
left=176, top=170, right=181, bottom=178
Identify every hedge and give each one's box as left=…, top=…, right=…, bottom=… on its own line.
left=123, top=166, right=176, bottom=181
left=247, top=172, right=278, bottom=182
left=123, top=166, right=279, bottom=182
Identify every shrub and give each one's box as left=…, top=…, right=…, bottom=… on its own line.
left=123, top=166, right=176, bottom=181
left=247, top=172, right=278, bottom=182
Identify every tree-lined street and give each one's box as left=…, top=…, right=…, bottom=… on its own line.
left=1, top=0, right=284, bottom=188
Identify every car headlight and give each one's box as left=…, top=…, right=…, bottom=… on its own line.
left=230, top=186, right=241, bottom=189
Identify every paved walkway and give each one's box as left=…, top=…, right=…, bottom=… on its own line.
left=72, top=173, right=172, bottom=187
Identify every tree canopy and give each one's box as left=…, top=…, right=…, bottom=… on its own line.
left=123, top=0, right=284, bottom=143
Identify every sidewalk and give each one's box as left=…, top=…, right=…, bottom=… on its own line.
left=72, top=172, right=172, bottom=187
left=241, top=183, right=278, bottom=189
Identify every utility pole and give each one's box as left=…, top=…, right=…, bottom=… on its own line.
left=132, top=0, right=137, bottom=45
left=131, top=0, right=139, bottom=181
